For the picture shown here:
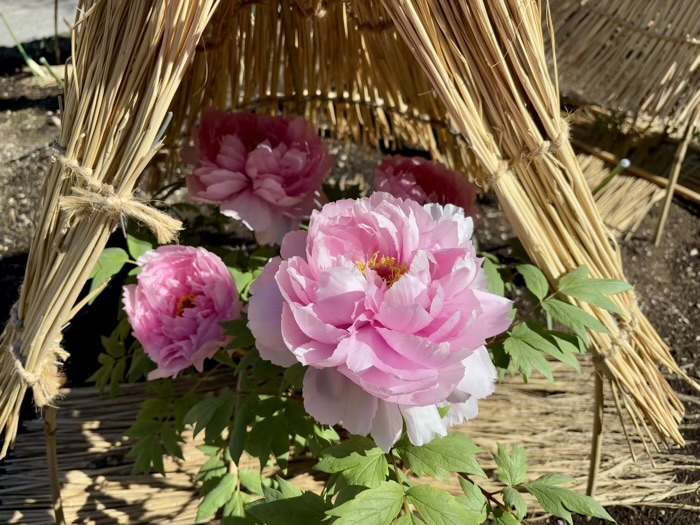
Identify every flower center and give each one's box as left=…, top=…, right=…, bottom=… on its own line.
left=176, top=293, right=198, bottom=316
left=356, top=252, right=409, bottom=288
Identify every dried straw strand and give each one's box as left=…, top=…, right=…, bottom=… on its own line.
left=0, top=0, right=218, bottom=459
left=378, top=0, right=697, bottom=449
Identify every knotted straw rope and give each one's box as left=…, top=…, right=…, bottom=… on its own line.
left=488, top=119, right=571, bottom=186
left=4, top=302, right=69, bottom=407
left=53, top=153, right=182, bottom=245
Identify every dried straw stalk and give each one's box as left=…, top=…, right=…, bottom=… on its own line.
left=548, top=0, right=700, bottom=135
left=0, top=0, right=219, bottom=459
left=2, top=359, right=698, bottom=524
left=378, top=0, right=698, bottom=452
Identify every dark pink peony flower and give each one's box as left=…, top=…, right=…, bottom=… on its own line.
left=123, top=246, right=240, bottom=379
left=186, top=109, right=333, bottom=245
left=373, top=155, right=478, bottom=218
left=248, top=193, right=512, bottom=450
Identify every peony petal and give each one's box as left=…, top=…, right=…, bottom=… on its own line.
left=248, top=258, right=299, bottom=367
left=303, top=368, right=378, bottom=433
left=399, top=405, right=447, bottom=446
left=370, top=401, right=404, bottom=452
left=280, top=230, right=309, bottom=259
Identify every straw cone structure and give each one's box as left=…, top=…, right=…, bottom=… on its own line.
left=2, top=358, right=698, bottom=524
left=549, top=0, right=700, bottom=135
left=377, top=0, right=697, bottom=450
left=0, top=0, right=218, bottom=458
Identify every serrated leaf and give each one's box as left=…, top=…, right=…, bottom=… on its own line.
left=542, top=299, right=608, bottom=337
left=229, top=396, right=255, bottom=466
left=126, top=234, right=153, bottom=260
left=557, top=277, right=628, bottom=316
left=523, top=481, right=615, bottom=524
left=150, top=439, right=165, bottom=475
left=222, top=319, right=256, bottom=350
left=516, top=264, right=549, bottom=300
left=161, top=423, right=183, bottom=459
left=511, top=324, right=580, bottom=372
left=406, top=485, right=481, bottom=525
left=503, top=486, right=527, bottom=519
left=197, top=455, right=227, bottom=483
left=246, top=415, right=289, bottom=471
left=503, top=331, right=553, bottom=382
left=530, top=473, right=576, bottom=486
left=185, top=391, right=236, bottom=441
left=222, top=490, right=256, bottom=524
left=197, top=473, right=238, bottom=523
left=276, top=476, right=302, bottom=498
left=483, top=258, right=505, bottom=296
left=396, top=434, right=485, bottom=480
left=326, top=481, right=404, bottom=525
left=315, top=446, right=389, bottom=489
left=493, top=444, right=527, bottom=487
left=245, top=491, right=330, bottom=525
left=457, top=477, right=489, bottom=524
left=492, top=509, right=520, bottom=525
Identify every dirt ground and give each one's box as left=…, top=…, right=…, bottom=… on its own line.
left=0, top=62, right=698, bottom=525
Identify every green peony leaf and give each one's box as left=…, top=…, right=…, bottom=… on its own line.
left=326, top=481, right=404, bottom=525
left=89, top=247, right=129, bottom=303
left=457, top=477, right=489, bottom=524
left=503, top=486, right=527, bottom=519
left=396, top=434, right=485, bottom=480
left=483, top=258, right=505, bottom=297
left=196, top=473, right=237, bottom=523
left=503, top=330, right=553, bottom=382
left=516, top=264, right=549, bottom=301
left=315, top=445, right=389, bottom=489
left=523, top=479, right=615, bottom=524
left=492, top=508, right=520, bottom=525
left=493, top=444, right=527, bottom=487
left=126, top=233, right=153, bottom=260
left=245, top=489, right=330, bottom=525
left=406, top=485, right=482, bottom=525
left=541, top=298, right=608, bottom=340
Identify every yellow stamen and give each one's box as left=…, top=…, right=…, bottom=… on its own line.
left=356, top=251, right=408, bottom=288
left=176, top=293, right=197, bottom=316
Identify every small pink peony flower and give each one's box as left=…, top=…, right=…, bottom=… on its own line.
left=123, top=246, right=241, bottom=379
left=248, top=193, right=512, bottom=450
left=373, top=155, right=478, bottom=218
left=186, top=109, right=334, bottom=245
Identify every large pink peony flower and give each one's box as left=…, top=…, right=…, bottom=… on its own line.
left=186, top=109, right=334, bottom=245
left=123, top=246, right=241, bottom=379
left=248, top=193, right=512, bottom=450
left=373, top=155, right=478, bottom=218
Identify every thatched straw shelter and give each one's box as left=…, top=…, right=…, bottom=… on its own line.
left=0, top=0, right=697, bottom=518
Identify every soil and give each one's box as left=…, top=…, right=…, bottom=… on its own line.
left=0, top=63, right=698, bottom=524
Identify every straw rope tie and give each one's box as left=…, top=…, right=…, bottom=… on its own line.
left=593, top=315, right=640, bottom=370
left=488, top=120, right=570, bottom=186
left=52, top=153, right=182, bottom=244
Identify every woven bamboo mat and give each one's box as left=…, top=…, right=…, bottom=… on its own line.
left=2, top=357, right=698, bottom=524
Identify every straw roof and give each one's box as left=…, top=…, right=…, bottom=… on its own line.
left=2, top=358, right=698, bottom=524
left=549, top=0, right=700, bottom=135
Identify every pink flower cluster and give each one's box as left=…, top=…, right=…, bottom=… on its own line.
left=248, top=193, right=512, bottom=450
left=123, top=246, right=241, bottom=379
left=186, top=109, right=333, bottom=246
left=374, top=155, right=478, bottom=219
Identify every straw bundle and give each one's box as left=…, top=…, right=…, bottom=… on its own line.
left=168, top=0, right=478, bottom=179
left=579, top=155, right=665, bottom=239
left=377, top=0, right=697, bottom=452
left=549, top=0, right=700, bottom=135
left=0, top=0, right=218, bottom=458
left=2, top=358, right=698, bottom=524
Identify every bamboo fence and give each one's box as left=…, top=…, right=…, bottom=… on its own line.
left=0, top=0, right=218, bottom=458
left=548, top=0, right=700, bottom=135
left=2, top=358, right=698, bottom=524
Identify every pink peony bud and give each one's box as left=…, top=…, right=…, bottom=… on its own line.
left=373, top=155, right=478, bottom=219
left=123, top=246, right=241, bottom=379
left=186, top=109, right=334, bottom=245
left=248, top=193, right=512, bottom=450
